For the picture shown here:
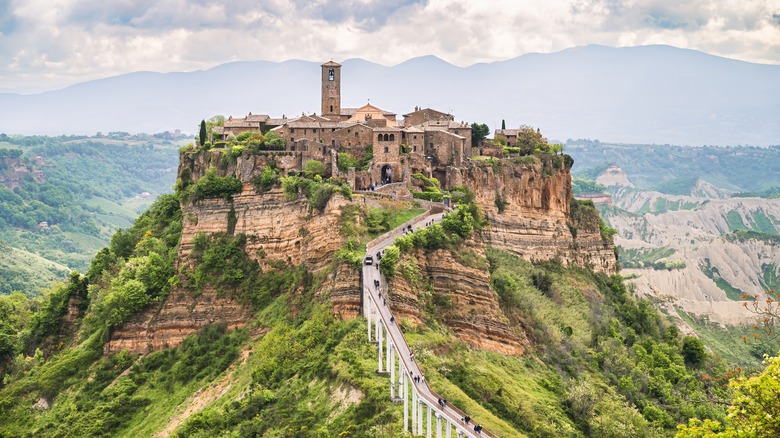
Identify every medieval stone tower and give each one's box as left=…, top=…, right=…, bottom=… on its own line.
left=321, top=60, right=341, bottom=119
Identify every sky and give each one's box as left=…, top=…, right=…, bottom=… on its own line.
left=1, top=0, right=779, bottom=93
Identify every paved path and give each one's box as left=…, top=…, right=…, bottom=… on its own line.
left=363, top=210, right=493, bottom=438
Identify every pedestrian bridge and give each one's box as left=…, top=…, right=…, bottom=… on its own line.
left=362, top=208, right=495, bottom=438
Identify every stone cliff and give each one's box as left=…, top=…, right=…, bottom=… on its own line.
left=448, top=156, right=617, bottom=274
left=107, top=150, right=358, bottom=354
left=107, top=150, right=616, bottom=354
left=389, top=244, right=526, bottom=355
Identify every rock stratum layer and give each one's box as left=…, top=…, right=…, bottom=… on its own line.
left=450, top=157, right=617, bottom=274
left=390, top=245, right=526, bottom=355
left=108, top=151, right=616, bottom=354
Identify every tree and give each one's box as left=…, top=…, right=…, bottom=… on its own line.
left=681, top=336, right=706, bottom=366
left=304, top=160, right=326, bottom=177
left=516, top=126, right=547, bottom=155
left=470, top=123, right=490, bottom=147
left=199, top=120, right=208, bottom=148
left=501, top=119, right=506, bottom=130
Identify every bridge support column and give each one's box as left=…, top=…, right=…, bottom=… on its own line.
left=436, top=413, right=442, bottom=438
left=417, top=399, right=423, bottom=435
left=377, top=321, right=383, bottom=373
left=366, top=295, right=371, bottom=342
left=411, top=384, right=417, bottom=428
left=402, top=370, right=409, bottom=433
left=386, top=334, right=392, bottom=374
left=446, top=419, right=452, bottom=438
left=375, top=304, right=380, bottom=343
left=389, top=343, right=395, bottom=398
left=427, top=403, right=432, bottom=438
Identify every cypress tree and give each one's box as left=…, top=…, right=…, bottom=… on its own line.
left=199, top=120, right=207, bottom=148
left=501, top=119, right=506, bottom=130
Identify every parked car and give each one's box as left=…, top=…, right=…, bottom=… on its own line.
left=364, top=256, right=374, bottom=265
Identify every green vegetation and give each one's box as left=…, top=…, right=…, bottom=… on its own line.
left=336, top=145, right=373, bottom=172
left=250, top=163, right=280, bottom=193
left=399, top=249, right=729, bottom=436
left=281, top=171, right=352, bottom=213
left=572, top=177, right=607, bottom=195
left=674, top=308, right=778, bottom=368
left=184, top=168, right=242, bottom=203
left=380, top=199, right=485, bottom=278
left=570, top=199, right=617, bottom=241
left=470, top=122, right=489, bottom=146
left=619, top=246, right=686, bottom=270
left=677, top=355, right=780, bottom=437
left=411, top=173, right=445, bottom=202
left=699, top=259, right=746, bottom=301
left=206, top=129, right=284, bottom=152
left=0, top=135, right=181, bottom=295
left=567, top=141, right=780, bottom=193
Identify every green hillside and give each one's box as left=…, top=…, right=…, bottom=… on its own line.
left=567, top=142, right=780, bottom=193
left=0, top=133, right=183, bottom=297
left=0, top=192, right=741, bottom=437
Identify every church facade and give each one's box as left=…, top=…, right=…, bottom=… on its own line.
left=213, top=61, right=474, bottom=190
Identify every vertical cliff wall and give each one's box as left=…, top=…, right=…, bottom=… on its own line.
left=107, top=150, right=359, bottom=354
left=448, top=156, right=617, bottom=274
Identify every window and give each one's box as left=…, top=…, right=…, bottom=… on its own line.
left=290, top=128, right=294, bottom=133
left=377, top=134, right=382, bottom=142
left=328, top=68, right=334, bottom=81
left=384, top=147, right=389, bottom=153
left=383, top=134, right=389, bottom=141
left=413, top=146, right=417, bottom=152
left=389, top=134, right=395, bottom=141
left=413, top=135, right=417, bottom=140
left=355, top=132, right=359, bottom=138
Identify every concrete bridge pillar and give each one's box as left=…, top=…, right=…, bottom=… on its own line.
left=386, top=335, right=392, bottom=374
left=427, top=402, right=433, bottom=438
left=446, top=419, right=452, bottom=438
left=417, top=399, right=423, bottom=435
left=377, top=321, right=383, bottom=373
left=374, top=306, right=380, bottom=345
left=403, top=370, right=409, bottom=433
left=366, top=295, right=371, bottom=342
left=389, top=342, right=395, bottom=398
left=411, top=385, right=417, bottom=429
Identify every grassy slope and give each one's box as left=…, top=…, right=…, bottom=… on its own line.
left=0, top=244, right=71, bottom=295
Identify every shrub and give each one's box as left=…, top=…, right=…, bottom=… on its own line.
left=304, top=160, right=326, bottom=177
left=190, top=168, right=243, bottom=202
left=379, top=245, right=400, bottom=279
left=251, top=164, right=279, bottom=193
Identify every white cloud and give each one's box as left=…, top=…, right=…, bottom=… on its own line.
left=0, top=0, right=778, bottom=92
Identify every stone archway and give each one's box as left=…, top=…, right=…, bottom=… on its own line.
left=381, top=164, right=392, bottom=185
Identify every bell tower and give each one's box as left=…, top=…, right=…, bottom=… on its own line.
left=321, top=60, right=341, bottom=119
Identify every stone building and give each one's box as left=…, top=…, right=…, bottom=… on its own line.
left=215, top=60, right=481, bottom=190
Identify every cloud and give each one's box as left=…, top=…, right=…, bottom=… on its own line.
left=0, top=0, right=778, bottom=92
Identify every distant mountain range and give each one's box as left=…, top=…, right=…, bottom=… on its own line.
left=1, top=45, right=778, bottom=146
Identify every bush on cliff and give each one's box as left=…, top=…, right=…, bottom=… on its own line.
left=187, top=168, right=243, bottom=202
left=280, top=172, right=351, bottom=213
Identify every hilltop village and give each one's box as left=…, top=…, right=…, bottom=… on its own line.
left=210, top=61, right=495, bottom=190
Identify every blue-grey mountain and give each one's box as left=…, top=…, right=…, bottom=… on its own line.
left=0, top=44, right=778, bottom=146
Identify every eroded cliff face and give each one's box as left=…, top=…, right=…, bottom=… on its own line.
left=108, top=151, right=614, bottom=355
left=107, top=151, right=358, bottom=354
left=389, top=244, right=525, bottom=356
left=448, top=157, right=617, bottom=274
